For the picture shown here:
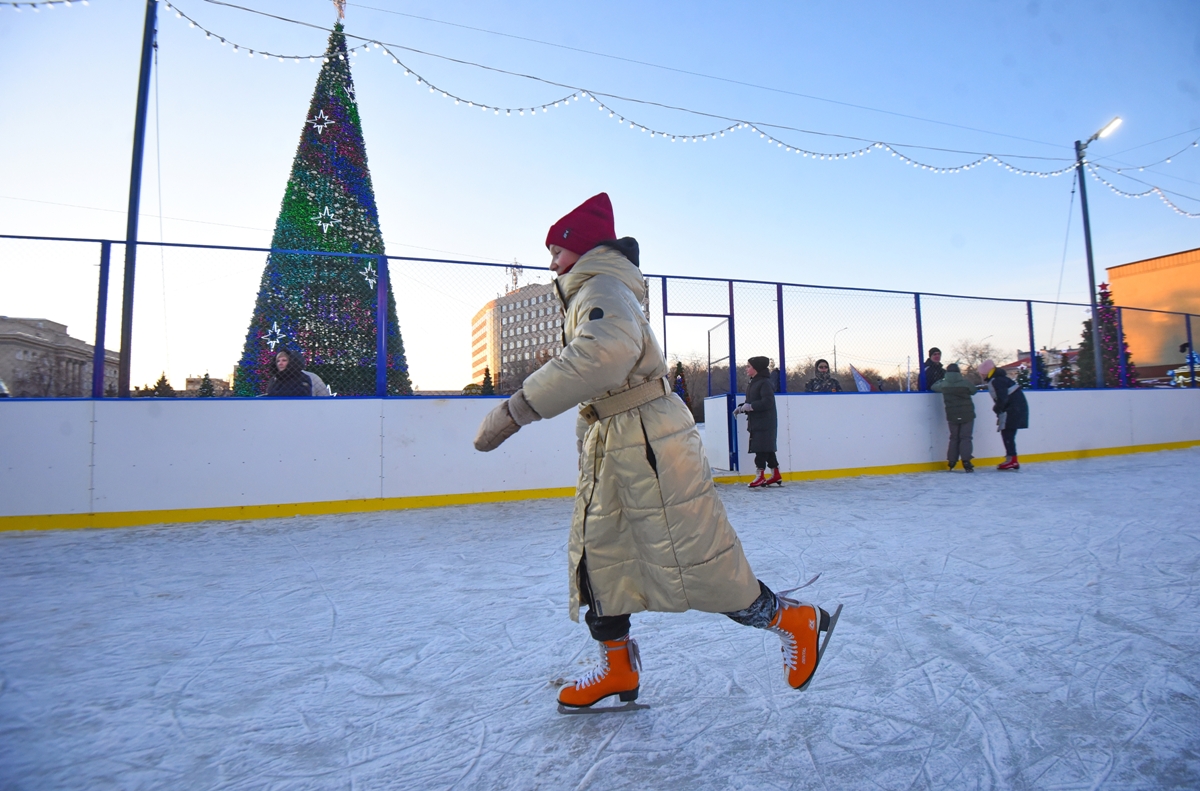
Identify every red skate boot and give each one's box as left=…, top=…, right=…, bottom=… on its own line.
left=748, top=469, right=767, bottom=488
left=763, top=467, right=783, bottom=487
left=557, top=635, right=644, bottom=713
left=998, top=455, right=1020, bottom=471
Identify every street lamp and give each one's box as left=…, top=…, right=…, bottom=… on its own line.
left=1075, top=116, right=1121, bottom=388
left=833, top=327, right=849, bottom=374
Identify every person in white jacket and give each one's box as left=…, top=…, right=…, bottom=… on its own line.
left=474, top=193, right=838, bottom=710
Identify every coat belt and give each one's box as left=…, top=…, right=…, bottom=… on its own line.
left=580, top=377, right=671, bottom=425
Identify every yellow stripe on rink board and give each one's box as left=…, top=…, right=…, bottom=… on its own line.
left=711, top=439, right=1200, bottom=485
left=2, top=439, right=1197, bottom=533
left=0, top=487, right=576, bottom=533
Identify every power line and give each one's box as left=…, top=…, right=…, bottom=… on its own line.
left=174, top=2, right=1076, bottom=169
left=158, top=2, right=1200, bottom=213
left=345, top=1, right=1067, bottom=151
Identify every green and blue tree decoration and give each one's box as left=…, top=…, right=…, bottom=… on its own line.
left=234, top=23, right=411, bottom=396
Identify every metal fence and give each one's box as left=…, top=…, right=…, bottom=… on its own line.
left=1, top=234, right=1196, bottom=403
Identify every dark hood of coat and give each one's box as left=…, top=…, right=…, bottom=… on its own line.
left=594, top=237, right=640, bottom=268
left=273, top=347, right=307, bottom=381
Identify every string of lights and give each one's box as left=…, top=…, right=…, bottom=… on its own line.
left=1086, top=164, right=1200, bottom=218
left=2, top=0, right=87, bottom=9
left=153, top=2, right=1191, bottom=211
left=1110, top=139, right=1200, bottom=173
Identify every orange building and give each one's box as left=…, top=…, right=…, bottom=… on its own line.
left=1106, top=248, right=1199, bottom=368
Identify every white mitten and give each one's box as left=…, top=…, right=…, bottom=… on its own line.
left=473, top=389, right=542, bottom=452
left=474, top=401, right=520, bottom=452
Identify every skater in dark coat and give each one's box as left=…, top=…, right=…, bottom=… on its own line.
left=979, top=359, right=1028, bottom=470
left=805, top=359, right=843, bottom=393
left=265, top=348, right=313, bottom=397
left=734, top=356, right=781, bottom=487
left=923, top=347, right=945, bottom=391
left=931, top=363, right=976, bottom=471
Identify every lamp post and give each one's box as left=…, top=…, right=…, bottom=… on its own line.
left=1075, top=116, right=1121, bottom=389
left=833, top=326, right=849, bottom=374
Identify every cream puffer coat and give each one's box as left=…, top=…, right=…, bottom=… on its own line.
left=521, top=246, right=761, bottom=622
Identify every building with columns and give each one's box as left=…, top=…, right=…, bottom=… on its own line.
left=0, top=316, right=119, bottom=397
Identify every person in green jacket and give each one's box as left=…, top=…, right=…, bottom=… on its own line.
left=931, top=363, right=976, bottom=472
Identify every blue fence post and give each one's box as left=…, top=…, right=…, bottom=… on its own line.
left=1188, top=314, right=1196, bottom=388
left=1025, top=300, right=1038, bottom=390
left=661, top=276, right=669, bottom=361
left=776, top=282, right=786, bottom=393
left=914, top=293, right=926, bottom=391
left=728, top=280, right=738, bottom=472
left=375, top=255, right=389, bottom=397
left=1116, top=308, right=1128, bottom=387
left=92, top=241, right=112, bottom=398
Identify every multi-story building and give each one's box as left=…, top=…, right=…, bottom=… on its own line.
left=469, top=282, right=562, bottom=391
left=0, top=316, right=119, bottom=397
left=471, top=275, right=651, bottom=392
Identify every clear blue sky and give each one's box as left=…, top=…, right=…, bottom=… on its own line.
left=2, top=0, right=1197, bottom=387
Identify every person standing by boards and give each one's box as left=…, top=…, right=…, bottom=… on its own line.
left=734, top=356, right=782, bottom=488
left=979, top=359, right=1028, bottom=470
left=473, top=193, right=840, bottom=712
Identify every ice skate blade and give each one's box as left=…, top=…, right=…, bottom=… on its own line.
left=557, top=701, right=650, bottom=715
left=797, top=603, right=842, bottom=692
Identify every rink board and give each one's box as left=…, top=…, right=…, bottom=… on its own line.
left=709, top=389, right=1200, bottom=481
left=2, top=389, right=1199, bottom=529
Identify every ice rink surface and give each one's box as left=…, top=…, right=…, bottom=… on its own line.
left=2, top=449, right=1199, bottom=790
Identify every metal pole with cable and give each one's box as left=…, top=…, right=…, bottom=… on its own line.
left=1073, top=117, right=1120, bottom=389
left=117, top=0, right=159, bottom=397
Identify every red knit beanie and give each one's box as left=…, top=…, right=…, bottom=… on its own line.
left=545, top=193, right=615, bottom=256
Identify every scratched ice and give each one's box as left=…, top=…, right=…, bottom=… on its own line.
left=2, top=449, right=1198, bottom=790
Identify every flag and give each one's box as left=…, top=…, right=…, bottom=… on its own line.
left=848, top=364, right=879, bottom=392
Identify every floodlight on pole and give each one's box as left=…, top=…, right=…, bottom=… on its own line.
left=1092, top=117, right=1122, bottom=141
left=1074, top=117, right=1122, bottom=388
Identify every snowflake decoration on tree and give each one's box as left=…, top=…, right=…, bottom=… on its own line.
left=344, top=82, right=356, bottom=101
left=312, top=205, right=340, bottom=233
left=307, top=109, right=336, bottom=135
left=359, top=260, right=377, bottom=289
left=262, top=321, right=287, bottom=350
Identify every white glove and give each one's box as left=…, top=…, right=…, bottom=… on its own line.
left=734, top=403, right=753, bottom=415
left=474, top=390, right=541, bottom=452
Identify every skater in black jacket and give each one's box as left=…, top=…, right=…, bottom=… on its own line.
left=734, top=356, right=781, bottom=488
left=980, top=359, right=1028, bottom=470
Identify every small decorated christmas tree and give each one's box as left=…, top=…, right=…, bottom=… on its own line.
left=233, top=21, right=411, bottom=397
left=1056, top=351, right=1077, bottom=389
left=481, top=367, right=495, bottom=396
left=1076, top=283, right=1139, bottom=388
left=672, top=360, right=691, bottom=408
left=197, top=372, right=216, bottom=398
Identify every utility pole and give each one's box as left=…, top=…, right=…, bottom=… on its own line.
left=1073, top=117, right=1120, bottom=389
left=117, top=0, right=159, bottom=397
left=1075, top=140, right=1105, bottom=388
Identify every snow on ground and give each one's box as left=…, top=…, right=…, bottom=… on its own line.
left=2, top=449, right=1199, bottom=790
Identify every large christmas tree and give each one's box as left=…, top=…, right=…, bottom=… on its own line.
left=1076, top=283, right=1138, bottom=389
left=234, top=22, right=411, bottom=396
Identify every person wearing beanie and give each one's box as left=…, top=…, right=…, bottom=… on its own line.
left=922, top=347, right=945, bottom=391
left=931, top=362, right=976, bottom=471
left=474, top=193, right=839, bottom=712
left=981, top=359, right=1029, bottom=470
left=734, top=356, right=782, bottom=487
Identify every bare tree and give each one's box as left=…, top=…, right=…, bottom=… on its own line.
left=950, top=339, right=1000, bottom=384
left=11, top=353, right=58, bottom=397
